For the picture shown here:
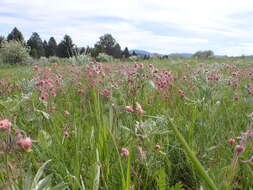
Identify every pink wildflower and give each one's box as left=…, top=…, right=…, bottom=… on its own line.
left=32, top=65, right=39, bottom=71
left=40, top=92, right=49, bottom=100
left=125, top=105, right=134, bottom=113
left=16, top=137, right=33, bottom=152
left=229, top=138, right=236, bottom=146
left=136, top=102, right=144, bottom=115
left=102, top=89, right=111, bottom=97
left=0, top=119, right=11, bottom=131
left=64, top=110, right=70, bottom=117
left=51, top=91, right=57, bottom=97
left=121, top=148, right=129, bottom=157
left=155, top=144, right=161, bottom=150
left=232, top=72, right=238, bottom=77
left=178, top=89, right=185, bottom=98
left=245, top=130, right=253, bottom=138
left=236, top=145, right=244, bottom=154
left=63, top=130, right=69, bottom=138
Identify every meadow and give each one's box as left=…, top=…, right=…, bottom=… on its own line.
left=0, top=57, right=252, bottom=190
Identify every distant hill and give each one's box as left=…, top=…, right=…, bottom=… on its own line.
left=168, top=53, right=193, bottom=58
left=129, top=49, right=164, bottom=56
left=129, top=49, right=192, bottom=58
left=129, top=49, right=230, bottom=58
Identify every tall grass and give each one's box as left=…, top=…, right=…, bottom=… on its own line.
left=0, top=57, right=252, bottom=189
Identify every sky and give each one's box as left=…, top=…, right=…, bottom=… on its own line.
left=1, top=0, right=253, bottom=56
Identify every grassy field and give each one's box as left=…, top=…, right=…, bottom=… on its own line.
left=0, top=57, right=252, bottom=190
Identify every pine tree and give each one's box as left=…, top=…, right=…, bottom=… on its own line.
left=111, top=43, right=122, bottom=58
left=7, top=27, right=24, bottom=42
left=56, top=35, right=74, bottom=58
left=43, top=40, right=49, bottom=57
left=80, top=47, right=85, bottom=54
left=47, top=37, right=57, bottom=57
left=27, top=32, right=44, bottom=58
left=122, top=47, right=130, bottom=58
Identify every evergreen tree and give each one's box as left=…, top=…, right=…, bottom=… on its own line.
left=111, top=43, right=122, bottom=58
left=132, top=51, right=137, bottom=56
left=80, top=47, right=85, bottom=54
left=122, top=47, right=130, bottom=58
left=56, top=35, right=74, bottom=58
left=90, top=47, right=99, bottom=58
left=43, top=40, right=49, bottom=57
left=47, top=37, right=57, bottom=57
left=85, top=46, right=91, bottom=55
left=7, top=27, right=24, bottom=42
left=94, top=34, right=122, bottom=58
left=27, top=32, right=44, bottom=58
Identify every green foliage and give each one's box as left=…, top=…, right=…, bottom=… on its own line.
left=70, top=54, right=93, bottom=65
left=96, top=52, right=113, bottom=62
left=48, top=56, right=61, bottom=64
left=111, top=43, right=122, bottom=58
left=169, top=183, right=185, bottom=190
left=37, top=57, right=50, bottom=65
left=128, top=55, right=142, bottom=62
left=0, top=40, right=29, bottom=65
left=192, top=50, right=214, bottom=59
left=94, top=34, right=122, bottom=58
left=56, top=35, right=75, bottom=58
left=47, top=37, right=58, bottom=57
left=0, top=35, right=5, bottom=48
left=43, top=40, right=49, bottom=57
left=7, top=27, right=24, bottom=42
left=27, top=32, right=45, bottom=59
left=22, top=160, right=68, bottom=190
left=0, top=57, right=253, bottom=189
left=122, top=47, right=130, bottom=58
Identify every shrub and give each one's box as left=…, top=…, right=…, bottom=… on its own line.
left=37, top=57, right=50, bottom=65
left=69, top=55, right=93, bottom=65
left=96, top=53, right=113, bottom=62
left=192, top=50, right=215, bottom=59
left=0, top=40, right=29, bottom=65
left=48, top=56, right=61, bottom=64
left=128, top=55, right=142, bottom=62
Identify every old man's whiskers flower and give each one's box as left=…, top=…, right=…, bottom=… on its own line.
left=16, top=137, right=34, bottom=152
left=0, top=119, right=11, bottom=131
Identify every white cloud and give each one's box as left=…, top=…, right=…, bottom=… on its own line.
left=1, top=0, right=253, bottom=55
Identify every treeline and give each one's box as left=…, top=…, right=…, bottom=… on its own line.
left=0, top=27, right=221, bottom=62
left=0, top=27, right=132, bottom=59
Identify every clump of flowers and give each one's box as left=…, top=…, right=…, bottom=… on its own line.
left=125, top=102, right=145, bottom=115
left=229, top=128, right=253, bottom=170
left=247, top=84, right=253, bottom=96
left=0, top=117, right=36, bottom=184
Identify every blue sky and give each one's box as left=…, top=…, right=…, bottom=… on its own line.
left=1, top=0, right=253, bottom=56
